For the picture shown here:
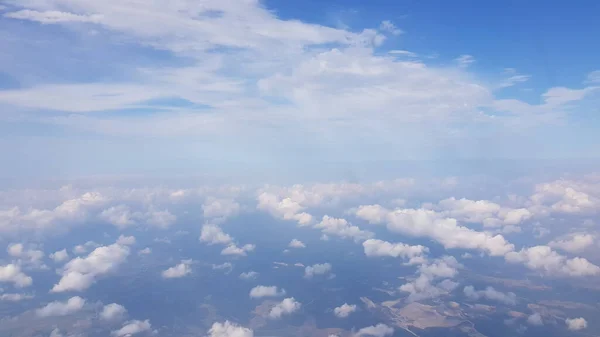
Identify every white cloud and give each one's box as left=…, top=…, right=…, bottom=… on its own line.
left=304, top=263, right=332, bottom=278
left=505, top=245, right=600, bottom=277
left=50, top=249, right=69, bottom=262
left=565, top=317, right=587, bottom=331
left=379, top=20, right=402, bottom=35
left=455, top=55, right=475, bottom=68
left=162, top=260, right=193, bottom=278
left=239, top=271, right=259, bottom=280
left=208, top=321, right=253, bottom=337
left=388, top=50, right=417, bottom=57
left=0, top=264, right=33, bottom=288
left=315, top=216, right=373, bottom=241
left=202, top=198, right=240, bottom=220
left=200, top=224, right=233, bottom=245
left=527, top=313, right=543, bottom=326
left=116, top=235, right=136, bottom=246
left=399, top=256, right=461, bottom=302
left=212, top=262, right=233, bottom=272
left=0, top=293, right=34, bottom=301
left=72, top=241, right=99, bottom=255
left=333, top=303, right=357, bottom=318
left=257, top=193, right=313, bottom=226
left=52, top=241, right=130, bottom=292
left=354, top=324, right=394, bottom=337
left=268, top=297, right=301, bottom=319
left=99, top=205, right=136, bottom=228
left=7, top=243, right=45, bottom=268
left=362, top=239, right=428, bottom=264
left=49, top=328, right=63, bottom=337
left=249, top=285, right=286, bottom=298
left=221, top=244, right=255, bottom=256
left=356, top=205, right=515, bottom=256
left=548, top=233, right=594, bottom=253
left=288, top=239, right=306, bottom=248
left=111, top=319, right=152, bottom=337
left=463, top=285, right=517, bottom=305
left=4, top=10, right=103, bottom=24
left=36, top=296, right=85, bottom=317
left=101, top=303, right=127, bottom=321
left=138, top=247, right=152, bottom=255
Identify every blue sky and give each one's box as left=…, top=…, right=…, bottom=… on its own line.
left=0, top=0, right=599, bottom=181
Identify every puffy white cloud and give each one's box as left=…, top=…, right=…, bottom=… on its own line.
left=50, top=249, right=69, bottom=262
left=221, top=244, right=255, bottom=256
left=0, top=293, right=34, bottom=301
left=162, top=260, right=193, bottom=278
left=101, top=303, right=127, bottom=321
left=437, top=197, right=531, bottom=228
left=304, top=263, right=332, bottom=278
left=52, top=241, right=130, bottom=292
left=315, top=216, right=373, bottom=242
left=99, top=205, right=136, bottom=228
left=212, top=262, right=233, bottom=272
left=49, top=328, right=63, bottom=337
left=200, top=224, right=233, bottom=245
left=36, top=296, right=85, bottom=317
left=72, top=241, right=99, bottom=255
left=565, top=317, right=587, bottom=331
left=288, top=239, right=306, bottom=248
left=399, top=256, right=461, bottom=302
left=529, top=180, right=600, bottom=215
left=548, top=233, right=594, bottom=253
left=111, top=319, right=152, bottom=337
left=268, top=297, right=301, bottom=319
left=505, top=245, right=600, bottom=277
left=249, top=285, right=286, bottom=298
left=356, top=206, right=514, bottom=256
left=0, top=264, right=33, bottom=287
left=354, top=324, right=394, bottom=337
left=202, top=198, right=240, bottom=220
left=208, top=321, right=253, bottom=337
left=362, top=239, right=428, bottom=264
left=333, top=303, right=357, bottom=318
left=240, top=271, right=259, bottom=280
left=116, top=235, right=136, bottom=246
left=527, top=313, right=543, bottom=326
left=257, top=192, right=313, bottom=226
left=463, top=286, right=517, bottom=305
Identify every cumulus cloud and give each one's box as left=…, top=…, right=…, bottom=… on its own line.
left=355, top=205, right=514, bottom=256
left=436, top=197, right=531, bottom=228
left=50, top=249, right=69, bottom=262
left=116, top=235, right=136, bottom=246
left=315, top=216, right=373, bottom=241
left=333, top=303, right=357, bottom=318
left=111, top=319, right=152, bottom=337
left=505, top=245, right=600, bottom=277
left=162, top=260, right=193, bottom=278
left=208, top=321, right=253, bottom=337
left=0, top=264, right=33, bottom=288
left=138, top=247, right=152, bottom=255
left=202, top=198, right=240, bottom=220
left=101, top=303, right=127, bottom=321
left=52, top=240, right=131, bottom=292
left=463, top=286, right=517, bottom=305
left=239, top=271, right=259, bottom=280
left=36, top=296, right=85, bottom=317
left=257, top=192, right=313, bottom=226
left=249, top=285, right=286, bottom=298
left=354, top=324, right=394, bottom=337
left=304, top=263, right=332, bottom=279
left=268, top=297, right=301, bottom=319
left=527, top=313, right=543, bottom=326
left=362, top=239, right=428, bottom=264
left=221, top=244, right=255, bottom=256
left=200, top=224, right=233, bottom=245
left=288, top=239, right=306, bottom=248
left=399, top=256, right=462, bottom=302
left=7, top=243, right=45, bottom=265
left=565, top=317, right=587, bottom=330
left=548, top=233, right=594, bottom=253
left=0, top=293, right=34, bottom=301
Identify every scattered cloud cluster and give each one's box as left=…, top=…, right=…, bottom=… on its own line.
left=354, top=324, right=394, bottom=337
left=304, top=263, right=333, bottom=279
left=249, top=285, right=286, bottom=298
left=208, top=321, right=253, bottom=337
left=200, top=224, right=255, bottom=256
left=363, top=239, right=428, bottom=265
left=399, top=256, right=461, bottom=302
